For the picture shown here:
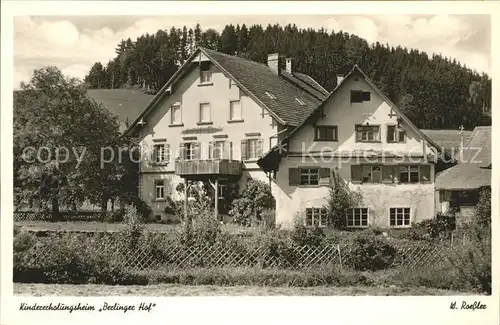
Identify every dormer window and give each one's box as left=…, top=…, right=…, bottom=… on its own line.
left=265, top=91, right=276, bottom=99
left=295, top=98, right=306, bottom=106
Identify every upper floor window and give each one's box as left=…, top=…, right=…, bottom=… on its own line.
left=171, top=104, right=182, bottom=125
left=209, top=140, right=232, bottom=160
left=387, top=125, right=405, bottom=143
left=241, top=138, right=263, bottom=161
left=315, top=125, right=338, bottom=141
left=299, top=168, right=319, bottom=186
left=389, top=207, right=411, bottom=227
left=199, top=103, right=211, bottom=123
left=153, top=144, right=166, bottom=164
left=356, top=125, right=380, bottom=142
left=181, top=142, right=200, bottom=160
left=361, top=165, right=382, bottom=183
left=200, top=62, right=212, bottom=84
left=346, top=208, right=368, bottom=228
left=399, top=165, right=431, bottom=183
left=305, top=208, right=328, bottom=227
left=229, top=100, right=242, bottom=121
left=350, top=90, right=371, bottom=103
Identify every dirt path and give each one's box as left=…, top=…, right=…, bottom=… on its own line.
left=14, top=283, right=474, bottom=296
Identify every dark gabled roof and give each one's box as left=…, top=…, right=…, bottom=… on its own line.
left=199, top=48, right=326, bottom=125
left=420, top=126, right=491, bottom=190
left=435, top=163, right=491, bottom=190
left=421, top=129, right=473, bottom=156
left=460, top=126, right=491, bottom=166
left=258, top=65, right=455, bottom=172
left=87, top=89, right=155, bottom=132
left=124, top=47, right=327, bottom=135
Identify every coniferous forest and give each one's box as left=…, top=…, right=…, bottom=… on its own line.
left=84, top=23, right=491, bottom=130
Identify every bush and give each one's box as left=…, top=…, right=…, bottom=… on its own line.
left=350, top=233, right=397, bottom=271
left=13, top=233, right=147, bottom=285
left=475, top=187, right=491, bottom=226
left=449, top=223, right=491, bottom=294
left=229, top=180, right=275, bottom=226
left=291, top=224, right=325, bottom=247
left=410, top=217, right=451, bottom=241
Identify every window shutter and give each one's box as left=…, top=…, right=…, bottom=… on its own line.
left=225, top=141, right=233, bottom=160
left=208, top=141, right=214, bottom=159
left=165, top=144, right=170, bottom=162
left=382, top=165, right=394, bottom=183
left=179, top=142, right=185, bottom=159
left=387, top=125, right=395, bottom=143
left=257, top=139, right=264, bottom=157
left=241, top=139, right=248, bottom=161
left=289, top=168, right=299, bottom=186
left=351, top=165, right=362, bottom=183
left=393, top=166, right=400, bottom=183
left=193, top=142, right=201, bottom=159
left=420, top=165, right=431, bottom=183
left=319, top=168, right=331, bottom=186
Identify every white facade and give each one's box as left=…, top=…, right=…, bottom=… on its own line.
left=272, top=73, right=438, bottom=229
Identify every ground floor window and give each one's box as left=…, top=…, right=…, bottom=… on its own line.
left=305, top=208, right=328, bottom=227
left=346, top=208, right=369, bottom=228
left=155, top=180, right=165, bottom=200
left=389, top=207, right=410, bottom=227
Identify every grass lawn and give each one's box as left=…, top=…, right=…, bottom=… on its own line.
left=14, top=283, right=475, bottom=296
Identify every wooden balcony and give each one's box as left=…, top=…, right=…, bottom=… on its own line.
left=175, top=159, right=242, bottom=177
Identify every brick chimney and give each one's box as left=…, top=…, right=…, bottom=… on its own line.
left=268, top=53, right=280, bottom=75
left=286, top=58, right=293, bottom=74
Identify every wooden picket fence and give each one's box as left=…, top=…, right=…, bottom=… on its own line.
left=23, top=233, right=456, bottom=271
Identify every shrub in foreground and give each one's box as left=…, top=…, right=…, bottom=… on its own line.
left=350, top=233, right=397, bottom=271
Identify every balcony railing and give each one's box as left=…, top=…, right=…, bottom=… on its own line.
left=175, top=159, right=242, bottom=177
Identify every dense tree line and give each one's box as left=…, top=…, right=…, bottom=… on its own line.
left=84, top=23, right=491, bottom=130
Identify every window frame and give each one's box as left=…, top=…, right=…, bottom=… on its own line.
left=299, top=168, right=320, bottom=186
left=355, top=124, right=380, bottom=142
left=199, top=62, right=212, bottom=84
left=170, top=104, right=182, bottom=125
left=212, top=140, right=226, bottom=160
left=350, top=90, right=371, bottom=103
left=229, top=100, right=242, bottom=121
left=246, top=138, right=260, bottom=160
left=198, top=102, right=211, bottom=123
left=305, top=207, right=329, bottom=228
left=361, top=165, right=382, bottom=183
left=386, top=124, right=406, bottom=143
left=346, top=208, right=369, bottom=228
left=153, top=143, right=165, bottom=164
left=315, top=125, right=338, bottom=142
left=154, top=180, right=165, bottom=200
left=183, top=142, right=197, bottom=160
left=389, top=207, right=411, bottom=228
left=399, top=165, right=420, bottom=184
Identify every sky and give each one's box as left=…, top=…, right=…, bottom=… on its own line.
left=13, top=14, right=491, bottom=88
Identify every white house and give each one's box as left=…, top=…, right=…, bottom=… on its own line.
left=124, top=47, right=327, bottom=221
left=258, top=65, right=454, bottom=229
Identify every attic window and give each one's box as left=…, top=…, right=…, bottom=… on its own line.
left=350, top=90, right=370, bottom=103
left=295, top=98, right=306, bottom=106
left=265, top=91, right=276, bottom=99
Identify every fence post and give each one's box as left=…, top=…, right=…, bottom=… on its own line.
left=337, top=245, right=343, bottom=272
